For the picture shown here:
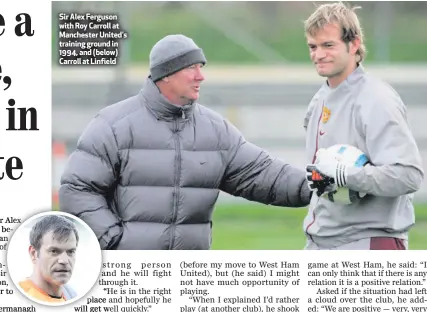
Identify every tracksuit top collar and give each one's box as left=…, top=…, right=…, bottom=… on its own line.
left=324, top=65, right=366, bottom=92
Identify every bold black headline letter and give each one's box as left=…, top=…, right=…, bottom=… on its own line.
left=15, top=13, right=34, bottom=37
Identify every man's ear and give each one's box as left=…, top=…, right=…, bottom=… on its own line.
left=29, top=245, right=37, bottom=264
left=350, top=36, right=361, bottom=55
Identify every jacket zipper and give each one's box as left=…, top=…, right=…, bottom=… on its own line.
left=305, top=102, right=325, bottom=243
left=169, top=114, right=183, bottom=249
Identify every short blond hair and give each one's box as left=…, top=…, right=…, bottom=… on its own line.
left=304, top=2, right=367, bottom=63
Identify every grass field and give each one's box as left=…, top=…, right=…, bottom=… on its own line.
left=54, top=202, right=427, bottom=250
left=210, top=203, right=427, bottom=250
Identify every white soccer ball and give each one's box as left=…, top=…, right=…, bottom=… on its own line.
left=317, top=144, right=370, bottom=205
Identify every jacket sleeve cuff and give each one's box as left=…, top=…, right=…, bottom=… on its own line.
left=299, top=179, right=312, bottom=206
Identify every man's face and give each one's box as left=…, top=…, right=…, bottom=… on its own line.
left=306, top=23, right=357, bottom=82
left=31, top=231, right=77, bottom=286
left=166, top=63, right=205, bottom=105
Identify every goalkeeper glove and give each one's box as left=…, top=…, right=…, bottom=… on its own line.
left=305, top=148, right=348, bottom=197
left=312, top=148, right=349, bottom=187
left=306, top=164, right=336, bottom=196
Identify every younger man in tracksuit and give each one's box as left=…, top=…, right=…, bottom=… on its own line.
left=302, top=2, right=424, bottom=250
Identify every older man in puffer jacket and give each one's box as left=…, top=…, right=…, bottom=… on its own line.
left=59, top=34, right=312, bottom=250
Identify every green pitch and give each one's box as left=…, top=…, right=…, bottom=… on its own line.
left=53, top=203, right=427, bottom=250
left=210, top=203, right=427, bottom=250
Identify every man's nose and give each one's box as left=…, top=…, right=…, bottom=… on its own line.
left=195, top=68, right=205, bottom=81
left=314, top=47, right=327, bottom=60
left=57, top=253, right=69, bottom=264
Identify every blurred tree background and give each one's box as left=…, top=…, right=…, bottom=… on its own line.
left=52, top=1, right=427, bottom=65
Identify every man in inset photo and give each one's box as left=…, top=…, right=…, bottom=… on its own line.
left=19, top=215, right=78, bottom=303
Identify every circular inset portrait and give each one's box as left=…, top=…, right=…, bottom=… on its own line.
left=6, top=211, right=102, bottom=306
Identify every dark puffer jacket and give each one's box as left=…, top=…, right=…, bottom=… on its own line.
left=59, top=77, right=311, bottom=250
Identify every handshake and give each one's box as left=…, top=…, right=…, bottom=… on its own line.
left=305, top=148, right=350, bottom=197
